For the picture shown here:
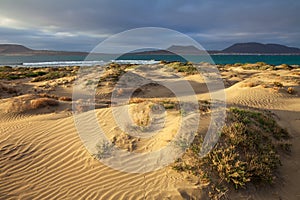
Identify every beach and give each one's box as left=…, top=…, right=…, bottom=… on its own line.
left=0, top=62, right=299, bottom=199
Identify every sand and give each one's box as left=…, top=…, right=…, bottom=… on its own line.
left=0, top=64, right=299, bottom=199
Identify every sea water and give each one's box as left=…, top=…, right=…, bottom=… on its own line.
left=1, top=54, right=300, bottom=66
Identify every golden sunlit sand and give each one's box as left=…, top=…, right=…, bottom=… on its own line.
left=0, top=62, right=299, bottom=199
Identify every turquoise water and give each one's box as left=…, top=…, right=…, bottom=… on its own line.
left=1, top=54, right=300, bottom=66
left=0, top=55, right=87, bottom=65
left=211, top=55, right=300, bottom=65
left=119, top=54, right=300, bottom=65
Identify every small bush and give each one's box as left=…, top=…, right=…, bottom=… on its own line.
left=273, top=81, right=283, bottom=87
left=0, top=67, right=50, bottom=80
left=4, top=95, right=59, bottom=113
left=287, top=87, right=296, bottom=94
left=167, top=62, right=197, bottom=75
left=112, top=133, right=136, bottom=152
left=30, top=98, right=59, bottom=109
left=0, top=66, right=13, bottom=72
left=31, top=71, right=72, bottom=82
left=241, top=62, right=273, bottom=70
left=58, top=96, right=72, bottom=101
left=163, top=103, right=175, bottom=109
left=130, top=102, right=152, bottom=127
left=25, top=71, right=47, bottom=77
left=209, top=145, right=250, bottom=189
left=7, top=74, right=20, bottom=80
left=93, top=140, right=115, bottom=159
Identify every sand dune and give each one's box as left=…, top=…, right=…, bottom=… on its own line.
left=0, top=110, right=206, bottom=199
left=0, top=64, right=299, bottom=199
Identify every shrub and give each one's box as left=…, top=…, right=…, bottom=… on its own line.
left=130, top=102, right=152, bottom=127
left=0, top=66, right=13, bottom=72
left=31, top=70, right=72, bottom=82
left=58, top=96, right=72, bottom=101
left=4, top=95, right=59, bottom=113
left=7, top=74, right=20, bottom=80
left=209, top=145, right=250, bottom=188
left=25, top=71, right=47, bottom=77
left=167, top=62, right=198, bottom=75
left=30, top=98, right=59, bottom=109
left=241, top=63, right=274, bottom=70
left=173, top=107, right=291, bottom=196
left=112, top=133, right=136, bottom=152
left=287, top=87, right=296, bottom=94
left=93, top=140, right=115, bottom=159
left=163, top=103, right=175, bottom=109
left=273, top=81, right=283, bottom=87
left=1, top=67, right=49, bottom=80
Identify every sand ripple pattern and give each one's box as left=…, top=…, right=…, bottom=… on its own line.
left=0, top=112, right=198, bottom=199
left=226, top=85, right=294, bottom=110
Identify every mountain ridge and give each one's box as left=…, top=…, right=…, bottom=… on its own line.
left=1, top=42, right=300, bottom=55
left=223, top=42, right=300, bottom=54
left=0, top=44, right=88, bottom=56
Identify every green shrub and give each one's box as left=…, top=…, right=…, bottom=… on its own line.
left=166, top=62, right=197, bottom=75
left=93, top=140, right=115, bottom=159
left=173, top=107, right=291, bottom=196
left=0, top=66, right=13, bottom=72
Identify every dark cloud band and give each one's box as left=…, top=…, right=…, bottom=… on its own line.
left=0, top=0, right=299, bottom=51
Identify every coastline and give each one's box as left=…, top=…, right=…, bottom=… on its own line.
left=1, top=54, right=300, bottom=66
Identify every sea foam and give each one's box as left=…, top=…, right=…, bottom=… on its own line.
left=22, top=60, right=159, bottom=67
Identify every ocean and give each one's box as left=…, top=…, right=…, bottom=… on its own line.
left=1, top=54, right=300, bottom=66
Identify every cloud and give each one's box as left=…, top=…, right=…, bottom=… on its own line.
left=0, top=27, right=103, bottom=51
left=0, top=0, right=299, bottom=51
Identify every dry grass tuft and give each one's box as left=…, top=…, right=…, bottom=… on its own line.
left=112, top=133, right=137, bottom=152
left=129, top=102, right=153, bottom=127
left=30, top=98, right=59, bottom=109
left=4, top=94, right=59, bottom=113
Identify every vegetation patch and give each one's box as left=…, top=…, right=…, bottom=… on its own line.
left=93, top=140, right=115, bottom=159
left=173, top=107, right=291, bottom=198
left=240, top=62, right=274, bottom=70
left=4, top=94, right=59, bottom=113
left=273, top=81, right=283, bottom=87
left=0, top=82, right=18, bottom=95
left=0, top=66, right=77, bottom=81
left=30, top=98, right=59, bottom=109
left=166, top=62, right=198, bottom=75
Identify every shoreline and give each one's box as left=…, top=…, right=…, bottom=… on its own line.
left=2, top=54, right=300, bottom=66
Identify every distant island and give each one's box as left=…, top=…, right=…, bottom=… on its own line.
left=0, top=44, right=88, bottom=56
left=1, top=42, right=300, bottom=56
left=222, top=42, right=300, bottom=54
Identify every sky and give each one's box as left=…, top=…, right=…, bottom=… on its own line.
left=0, top=0, right=299, bottom=52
